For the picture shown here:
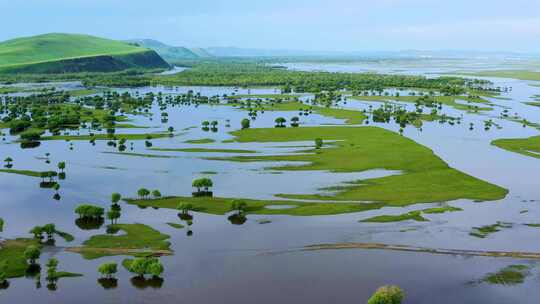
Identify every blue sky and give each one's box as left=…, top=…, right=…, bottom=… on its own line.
left=1, top=0, right=539, bottom=52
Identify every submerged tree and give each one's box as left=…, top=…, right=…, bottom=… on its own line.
left=367, top=285, right=404, bottom=304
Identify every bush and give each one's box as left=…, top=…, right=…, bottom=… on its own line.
left=367, top=285, right=404, bottom=304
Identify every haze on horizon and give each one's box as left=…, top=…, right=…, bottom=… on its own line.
left=1, top=0, right=539, bottom=53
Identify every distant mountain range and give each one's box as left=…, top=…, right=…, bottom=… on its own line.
left=127, top=39, right=213, bottom=61
left=128, top=39, right=540, bottom=60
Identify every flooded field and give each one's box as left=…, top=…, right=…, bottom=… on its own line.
left=1, top=62, right=540, bottom=304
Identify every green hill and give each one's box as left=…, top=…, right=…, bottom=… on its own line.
left=0, top=33, right=170, bottom=73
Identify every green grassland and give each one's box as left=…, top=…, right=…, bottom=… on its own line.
left=211, top=126, right=507, bottom=205
left=71, top=224, right=171, bottom=259
left=0, top=33, right=169, bottom=73
left=492, top=136, right=540, bottom=159
left=0, top=239, right=41, bottom=278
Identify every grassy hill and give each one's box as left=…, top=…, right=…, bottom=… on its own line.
left=0, top=33, right=170, bottom=73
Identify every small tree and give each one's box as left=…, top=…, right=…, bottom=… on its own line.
left=137, top=188, right=150, bottom=199
left=291, top=116, right=300, bottom=127
left=111, top=193, right=121, bottom=204
left=192, top=178, right=213, bottom=194
left=367, top=285, right=404, bottom=304
left=30, top=226, right=44, bottom=239
left=4, top=157, right=13, bottom=168
left=57, top=162, right=66, bottom=173
left=241, top=118, right=250, bottom=129
left=147, top=259, right=164, bottom=278
left=42, top=224, right=56, bottom=240
left=274, top=117, right=286, bottom=128
left=24, top=245, right=42, bottom=265
left=152, top=190, right=162, bottom=199
left=315, top=138, right=323, bottom=149
left=98, top=262, right=118, bottom=279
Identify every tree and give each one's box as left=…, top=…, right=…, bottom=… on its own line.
left=137, top=188, right=150, bottom=199
left=291, top=116, right=300, bottom=127
left=147, top=259, right=164, bottom=278
left=111, top=193, right=122, bottom=204
left=30, top=226, right=44, bottom=239
left=42, top=224, right=56, bottom=240
left=315, top=138, right=323, bottom=149
left=274, top=117, right=286, bottom=128
left=107, top=209, right=121, bottom=225
left=192, top=178, right=213, bottom=193
left=128, top=258, right=148, bottom=277
left=57, top=162, right=66, bottom=173
left=367, top=286, right=404, bottom=304
left=152, top=190, right=162, bottom=199
left=24, top=246, right=41, bottom=265
left=4, top=157, right=13, bottom=168
left=177, top=203, right=193, bottom=214
left=98, top=262, right=118, bottom=279
left=231, top=200, right=248, bottom=214
left=241, top=118, right=250, bottom=129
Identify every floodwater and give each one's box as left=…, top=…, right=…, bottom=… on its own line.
left=2, top=62, right=540, bottom=303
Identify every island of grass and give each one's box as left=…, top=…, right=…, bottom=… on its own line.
left=492, top=135, right=540, bottom=159
left=127, top=196, right=385, bottom=216
left=469, top=222, right=512, bottom=238
left=351, top=94, right=493, bottom=112
left=67, top=224, right=171, bottom=259
left=184, top=138, right=216, bottom=144
left=0, top=169, right=47, bottom=178
left=0, top=33, right=169, bottom=73
left=209, top=126, right=507, bottom=206
left=361, top=211, right=428, bottom=223
left=0, top=239, right=41, bottom=278
left=41, top=132, right=172, bottom=141
left=481, top=265, right=530, bottom=285
left=150, top=147, right=257, bottom=154
left=234, top=101, right=366, bottom=125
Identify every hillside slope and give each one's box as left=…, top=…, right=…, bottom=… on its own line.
left=0, top=33, right=170, bottom=73
left=128, top=39, right=212, bottom=62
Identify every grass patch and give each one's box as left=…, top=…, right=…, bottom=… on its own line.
left=469, top=222, right=512, bottom=238
left=49, top=271, right=83, bottom=280
left=351, top=95, right=492, bottom=112
left=42, top=132, right=172, bottom=141
left=126, top=196, right=385, bottom=216
left=71, top=224, right=171, bottom=259
left=492, top=136, right=540, bottom=159
left=166, top=223, right=184, bottom=229
left=184, top=138, right=215, bottom=144
left=102, top=152, right=177, bottom=158
left=150, top=147, right=256, bottom=154
left=0, top=169, right=45, bottom=178
left=361, top=211, right=428, bottom=223
left=0, top=239, right=41, bottom=278
left=482, top=265, right=530, bottom=285
left=422, top=206, right=463, bottom=214
left=243, top=101, right=366, bottom=125
left=212, top=126, right=507, bottom=205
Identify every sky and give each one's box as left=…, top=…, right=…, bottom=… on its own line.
left=1, top=0, right=539, bottom=52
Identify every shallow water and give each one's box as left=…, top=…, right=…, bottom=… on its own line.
left=2, top=63, right=540, bottom=303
